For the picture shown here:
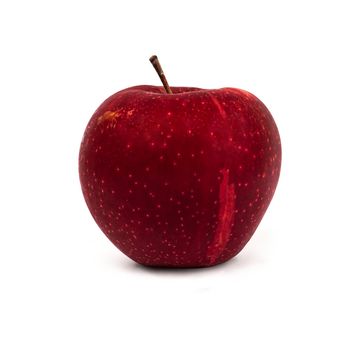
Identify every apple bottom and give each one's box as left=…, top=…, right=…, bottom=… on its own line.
left=86, top=164, right=270, bottom=268
left=100, top=222, right=259, bottom=268
left=112, top=233, right=257, bottom=268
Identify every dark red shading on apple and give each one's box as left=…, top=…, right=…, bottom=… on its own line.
left=79, top=57, right=281, bottom=267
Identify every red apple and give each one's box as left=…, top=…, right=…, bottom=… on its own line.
left=79, top=56, right=281, bottom=267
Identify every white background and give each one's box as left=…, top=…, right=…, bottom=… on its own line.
left=1, top=0, right=354, bottom=349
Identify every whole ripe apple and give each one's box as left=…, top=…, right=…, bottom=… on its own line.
left=79, top=56, right=281, bottom=267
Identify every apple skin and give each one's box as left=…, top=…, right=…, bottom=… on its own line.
left=79, top=85, right=281, bottom=267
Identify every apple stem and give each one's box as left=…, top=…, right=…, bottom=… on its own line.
left=149, top=55, right=173, bottom=94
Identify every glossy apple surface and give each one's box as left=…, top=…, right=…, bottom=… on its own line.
left=79, top=85, right=281, bottom=267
